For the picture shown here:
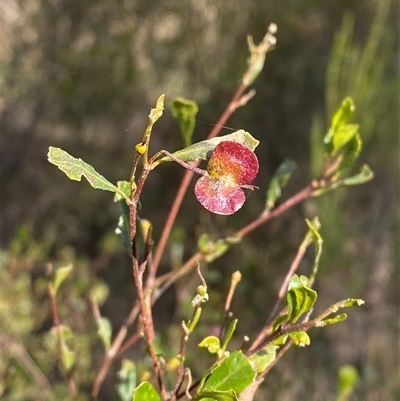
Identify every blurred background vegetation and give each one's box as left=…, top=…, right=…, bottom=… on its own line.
left=1, top=0, right=398, bottom=400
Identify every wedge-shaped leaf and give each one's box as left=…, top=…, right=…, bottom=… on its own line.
left=194, top=389, right=238, bottom=401
left=289, top=331, right=310, bottom=347
left=325, top=97, right=355, bottom=156
left=97, top=317, right=112, bottom=351
left=287, top=275, right=317, bottom=323
left=53, top=264, right=73, bottom=294
left=203, top=351, right=256, bottom=394
left=266, top=159, right=297, bottom=209
left=117, top=359, right=136, bottom=401
left=331, top=97, right=355, bottom=132
left=170, top=97, right=199, bottom=147
left=48, top=147, right=129, bottom=201
left=199, top=336, right=221, bottom=354
left=331, top=124, right=359, bottom=156
left=342, top=164, right=374, bottom=186
left=152, top=130, right=259, bottom=167
left=248, top=344, right=278, bottom=372
left=133, top=381, right=160, bottom=401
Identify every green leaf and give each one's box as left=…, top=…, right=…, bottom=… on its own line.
left=152, top=130, right=259, bottom=167
left=325, top=97, right=355, bottom=155
left=338, top=298, right=365, bottom=307
left=133, top=382, right=161, bottom=401
left=331, top=124, right=359, bottom=156
left=336, top=131, right=362, bottom=173
left=62, top=342, right=75, bottom=372
left=342, top=164, right=374, bottom=186
left=203, top=351, right=256, bottom=394
left=287, top=275, right=317, bottom=323
left=337, top=365, right=359, bottom=401
left=266, top=159, right=297, bottom=209
left=115, top=182, right=132, bottom=257
left=97, top=317, right=112, bottom=351
left=289, top=331, right=310, bottom=347
left=170, top=97, right=199, bottom=147
left=117, top=359, right=136, bottom=401
left=194, top=389, right=238, bottom=401
left=305, top=218, right=323, bottom=285
left=53, top=264, right=73, bottom=294
left=89, top=281, right=109, bottom=306
left=221, top=320, right=238, bottom=352
left=248, top=344, right=278, bottom=372
left=199, top=336, right=221, bottom=354
left=319, top=313, right=347, bottom=326
left=48, top=147, right=129, bottom=202
left=331, top=97, right=355, bottom=132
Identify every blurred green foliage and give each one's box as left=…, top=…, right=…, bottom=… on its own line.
left=1, top=0, right=398, bottom=400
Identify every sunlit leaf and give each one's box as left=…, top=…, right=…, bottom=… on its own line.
left=199, top=336, right=221, bottom=354
left=287, top=275, right=317, bottom=323
left=133, top=382, right=160, bottom=401
left=305, top=218, right=323, bottom=284
left=203, top=351, right=256, bottom=394
left=325, top=97, right=355, bottom=156
left=117, top=359, right=136, bottom=401
left=53, top=264, right=73, bottom=294
left=266, top=159, right=297, bottom=209
left=153, top=130, right=259, bottom=167
left=248, top=344, right=278, bottom=372
left=289, top=331, right=310, bottom=347
left=194, top=389, right=238, bottom=401
left=319, top=313, right=347, bottom=326
left=170, top=97, right=199, bottom=147
left=331, top=124, right=359, bottom=156
left=48, top=147, right=129, bottom=201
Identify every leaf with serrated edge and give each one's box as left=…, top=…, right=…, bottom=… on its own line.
left=152, top=130, right=259, bottom=167
left=48, top=147, right=129, bottom=201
